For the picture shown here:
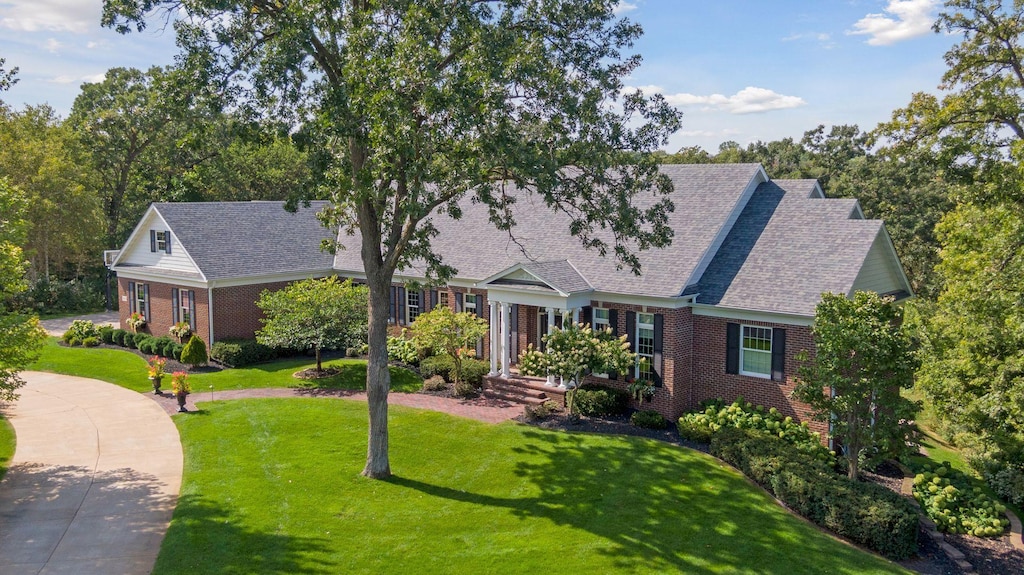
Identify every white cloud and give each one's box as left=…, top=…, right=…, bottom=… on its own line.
left=848, top=0, right=938, bottom=46
left=48, top=72, right=107, bottom=85
left=44, top=38, right=62, bottom=54
left=782, top=32, right=832, bottom=42
left=0, top=0, right=99, bottom=34
left=614, top=2, right=638, bottom=15
left=82, top=72, right=106, bottom=84
left=634, top=86, right=807, bottom=115
left=49, top=75, right=76, bottom=85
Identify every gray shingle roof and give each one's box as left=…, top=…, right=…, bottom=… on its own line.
left=155, top=201, right=335, bottom=280
left=335, top=164, right=765, bottom=297
left=519, top=260, right=592, bottom=294
left=691, top=181, right=881, bottom=316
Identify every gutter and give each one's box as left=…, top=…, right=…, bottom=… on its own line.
left=208, top=280, right=216, bottom=347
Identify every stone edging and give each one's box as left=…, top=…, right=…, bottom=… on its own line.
left=1007, top=508, right=1024, bottom=551
left=894, top=461, right=977, bottom=573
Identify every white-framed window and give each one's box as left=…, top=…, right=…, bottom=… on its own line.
left=593, top=308, right=610, bottom=332
left=464, top=293, right=477, bottom=314
left=136, top=284, right=148, bottom=320
left=155, top=231, right=168, bottom=252
left=740, top=325, right=772, bottom=378
left=636, top=312, right=655, bottom=381
left=439, top=291, right=450, bottom=308
left=407, top=291, right=421, bottom=323
left=179, top=289, right=191, bottom=326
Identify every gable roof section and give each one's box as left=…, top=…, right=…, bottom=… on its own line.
left=480, top=260, right=593, bottom=296
left=111, top=206, right=205, bottom=280
left=689, top=180, right=909, bottom=316
left=148, top=201, right=335, bottom=281
left=335, top=163, right=765, bottom=298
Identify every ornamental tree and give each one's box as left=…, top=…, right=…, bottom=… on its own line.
left=518, top=322, right=635, bottom=415
left=793, top=291, right=919, bottom=480
left=104, top=0, right=680, bottom=478
left=257, top=277, right=368, bottom=373
left=409, top=306, right=487, bottom=391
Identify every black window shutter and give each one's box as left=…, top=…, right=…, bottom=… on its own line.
left=389, top=286, right=397, bottom=322
left=455, top=292, right=463, bottom=312
left=149, top=231, right=156, bottom=252
left=581, top=306, right=592, bottom=327
left=653, top=313, right=664, bottom=387
left=143, top=284, right=151, bottom=321
left=128, top=282, right=136, bottom=313
left=726, top=323, right=740, bottom=375
left=171, top=288, right=179, bottom=323
left=419, top=290, right=425, bottom=315
left=771, top=328, right=786, bottom=381
left=165, top=230, right=172, bottom=254
left=398, top=287, right=406, bottom=324
left=430, top=290, right=437, bottom=311
left=188, top=290, right=196, bottom=330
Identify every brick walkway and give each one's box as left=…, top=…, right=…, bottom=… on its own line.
left=148, top=386, right=524, bottom=424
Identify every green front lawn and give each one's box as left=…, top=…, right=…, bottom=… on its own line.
left=29, top=338, right=421, bottom=393
left=0, top=414, right=14, bottom=481
left=159, top=398, right=909, bottom=575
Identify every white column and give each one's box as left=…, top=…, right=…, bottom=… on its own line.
left=572, top=307, right=580, bottom=325
left=488, top=300, right=499, bottom=376
left=500, top=302, right=511, bottom=378
left=558, top=309, right=568, bottom=388
left=545, top=307, right=556, bottom=386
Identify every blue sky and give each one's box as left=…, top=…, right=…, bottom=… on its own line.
left=0, top=0, right=957, bottom=152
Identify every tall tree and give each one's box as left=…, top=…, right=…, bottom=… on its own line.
left=0, top=178, right=48, bottom=401
left=104, top=0, right=680, bottom=478
left=793, top=292, right=919, bottom=480
left=0, top=56, right=17, bottom=93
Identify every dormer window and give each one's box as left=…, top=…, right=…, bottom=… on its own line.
left=150, top=230, right=172, bottom=254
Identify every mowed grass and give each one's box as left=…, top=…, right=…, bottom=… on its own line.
left=0, top=414, right=14, bottom=481
left=159, top=398, right=910, bottom=575
left=28, top=338, right=421, bottom=393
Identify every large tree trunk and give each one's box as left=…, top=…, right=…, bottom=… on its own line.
left=361, top=267, right=393, bottom=478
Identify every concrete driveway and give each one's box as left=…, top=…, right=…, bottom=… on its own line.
left=39, top=312, right=119, bottom=337
left=0, top=372, right=182, bottom=575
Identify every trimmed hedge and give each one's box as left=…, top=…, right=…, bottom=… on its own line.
left=419, top=354, right=455, bottom=382
left=572, top=384, right=630, bottom=417
left=99, top=326, right=115, bottom=344
left=111, top=329, right=128, bottom=346
left=210, top=339, right=277, bottom=367
left=710, top=427, right=918, bottom=560
left=630, top=410, right=667, bottom=429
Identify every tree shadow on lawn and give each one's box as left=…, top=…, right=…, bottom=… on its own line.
left=155, top=494, right=333, bottom=575
left=387, top=429, right=897, bottom=574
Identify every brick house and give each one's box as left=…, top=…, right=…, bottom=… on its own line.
left=111, top=164, right=911, bottom=434
left=108, top=201, right=335, bottom=345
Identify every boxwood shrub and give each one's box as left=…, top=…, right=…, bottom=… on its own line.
left=419, top=354, right=455, bottom=382
left=630, top=409, right=667, bottom=429
left=710, top=427, right=918, bottom=560
left=572, top=384, right=630, bottom=417
left=210, top=339, right=277, bottom=367
left=99, top=326, right=115, bottom=344
left=111, top=329, right=128, bottom=346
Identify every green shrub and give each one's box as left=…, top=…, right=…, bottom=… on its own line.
left=571, top=384, right=630, bottom=417
left=150, top=336, right=175, bottom=358
left=983, top=458, right=1024, bottom=509
left=66, top=336, right=82, bottom=346
left=82, top=336, right=100, bottom=347
left=419, top=354, right=456, bottom=382
left=181, top=335, right=209, bottom=368
left=912, top=462, right=1010, bottom=537
left=111, top=329, right=128, bottom=346
left=132, top=332, right=150, bottom=348
left=345, top=347, right=361, bottom=358
left=387, top=334, right=420, bottom=365
left=171, top=343, right=184, bottom=361
left=99, top=326, right=114, bottom=344
left=711, top=427, right=918, bottom=560
left=631, top=410, right=667, bottom=429
left=678, top=398, right=832, bottom=462
left=63, top=319, right=101, bottom=344
left=210, top=339, right=277, bottom=367
left=422, top=375, right=448, bottom=392
left=124, top=333, right=139, bottom=349
left=138, top=337, right=157, bottom=355
left=460, top=358, right=489, bottom=386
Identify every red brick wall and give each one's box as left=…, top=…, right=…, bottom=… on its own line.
left=211, top=282, right=291, bottom=341
left=691, top=315, right=826, bottom=439
left=116, top=278, right=210, bottom=346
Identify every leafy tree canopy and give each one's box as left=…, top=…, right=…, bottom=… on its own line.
left=793, top=291, right=919, bottom=480
left=409, top=306, right=487, bottom=387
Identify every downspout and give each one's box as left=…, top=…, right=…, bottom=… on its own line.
left=208, top=280, right=216, bottom=347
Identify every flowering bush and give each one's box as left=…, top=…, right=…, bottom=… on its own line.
left=912, top=462, right=1010, bottom=537
left=169, top=321, right=191, bottom=340
left=386, top=330, right=421, bottom=364
left=127, top=312, right=146, bottom=331
left=147, top=356, right=167, bottom=379
left=170, top=371, right=191, bottom=395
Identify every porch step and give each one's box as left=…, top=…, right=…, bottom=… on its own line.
left=483, top=374, right=567, bottom=407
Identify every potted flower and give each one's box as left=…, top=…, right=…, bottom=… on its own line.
left=147, top=356, right=167, bottom=394
left=628, top=378, right=657, bottom=403
left=127, top=312, right=146, bottom=332
left=171, top=371, right=191, bottom=412
left=169, top=321, right=191, bottom=343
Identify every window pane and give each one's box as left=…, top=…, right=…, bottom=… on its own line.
left=742, top=349, right=771, bottom=375
left=741, top=326, right=772, bottom=376
left=594, top=308, right=609, bottom=321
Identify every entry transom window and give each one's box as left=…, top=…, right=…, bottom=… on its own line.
left=155, top=231, right=168, bottom=252
left=636, top=312, right=655, bottom=381
left=593, top=308, right=610, bottom=332
left=407, top=291, right=421, bottom=322
left=741, top=326, right=772, bottom=378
